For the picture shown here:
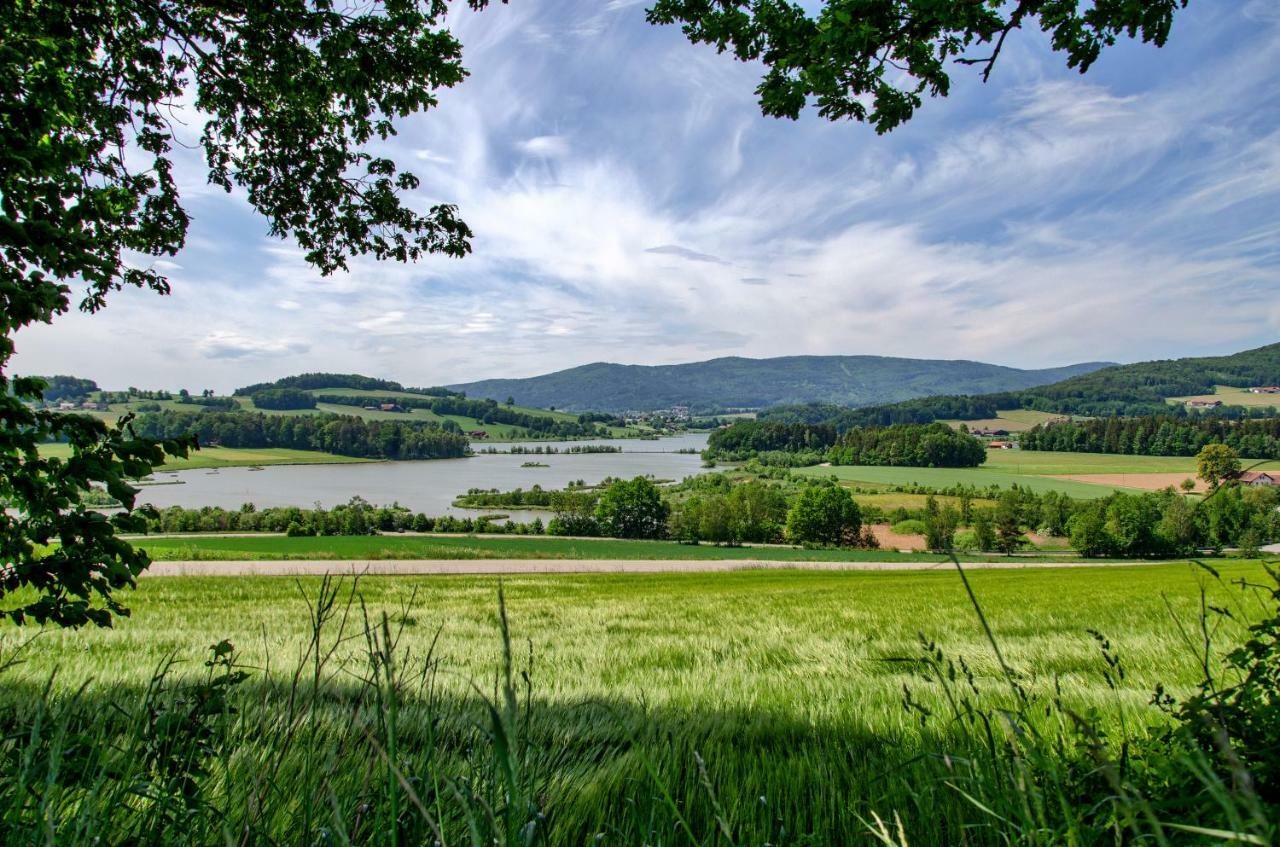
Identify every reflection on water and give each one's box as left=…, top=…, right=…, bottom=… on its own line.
left=140, top=433, right=711, bottom=521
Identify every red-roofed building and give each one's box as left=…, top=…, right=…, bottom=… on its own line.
left=1239, top=471, right=1278, bottom=487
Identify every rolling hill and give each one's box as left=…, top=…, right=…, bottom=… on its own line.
left=757, top=341, right=1280, bottom=429
left=448, top=356, right=1113, bottom=413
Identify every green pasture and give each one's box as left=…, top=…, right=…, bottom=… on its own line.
left=0, top=562, right=1267, bottom=843
left=1168, top=384, right=1280, bottom=409
left=38, top=443, right=369, bottom=470
left=852, top=491, right=997, bottom=511
left=939, top=408, right=1067, bottom=432
left=136, top=533, right=1088, bottom=562
left=799, top=450, right=1280, bottom=497
left=797, top=461, right=1128, bottom=497
left=982, top=449, right=1279, bottom=475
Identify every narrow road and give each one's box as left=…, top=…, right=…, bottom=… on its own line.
left=142, top=558, right=1168, bottom=577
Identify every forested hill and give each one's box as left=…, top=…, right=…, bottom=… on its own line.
left=1017, top=341, right=1280, bottom=408
left=759, top=341, right=1280, bottom=428
left=447, top=356, right=1111, bottom=413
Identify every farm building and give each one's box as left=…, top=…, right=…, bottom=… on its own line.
left=1247, top=386, right=1280, bottom=394
left=1186, top=399, right=1222, bottom=409
left=468, top=430, right=488, bottom=439
left=972, top=428, right=1009, bottom=437
left=1238, top=471, right=1278, bottom=487
left=378, top=403, right=403, bottom=412
left=987, top=440, right=1016, bottom=449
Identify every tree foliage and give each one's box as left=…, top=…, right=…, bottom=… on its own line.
left=0, top=398, right=192, bottom=626
left=785, top=484, right=861, bottom=546
left=2, top=0, right=487, bottom=625
left=1197, top=443, right=1242, bottom=490
left=1022, top=415, right=1280, bottom=458
left=829, top=422, right=986, bottom=468
left=130, top=409, right=470, bottom=460
left=648, top=0, right=1189, bottom=133
left=594, top=477, right=670, bottom=540
left=234, top=373, right=462, bottom=398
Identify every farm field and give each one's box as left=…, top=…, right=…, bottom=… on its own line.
left=1168, top=384, right=1280, bottom=409
left=800, top=449, right=1280, bottom=497
left=135, top=533, right=1101, bottom=563
left=0, top=563, right=1266, bottom=843
left=939, top=408, right=1068, bottom=432
left=38, top=443, right=370, bottom=470
left=797, top=460, right=1131, bottom=497
left=850, top=491, right=996, bottom=510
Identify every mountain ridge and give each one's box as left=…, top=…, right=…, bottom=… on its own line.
left=448, top=355, right=1115, bottom=413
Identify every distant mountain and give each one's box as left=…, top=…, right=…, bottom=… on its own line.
left=448, top=356, right=1114, bottom=413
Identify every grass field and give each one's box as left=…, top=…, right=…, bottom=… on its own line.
left=38, top=443, right=370, bottom=470
left=850, top=491, right=996, bottom=511
left=0, top=563, right=1268, bottom=843
left=799, top=449, right=1280, bottom=497
left=798, top=460, right=1131, bottom=497
left=1168, top=384, right=1280, bottom=409
left=939, top=408, right=1068, bottom=432
left=136, top=533, right=1094, bottom=562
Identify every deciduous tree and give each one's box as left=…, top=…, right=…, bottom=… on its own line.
left=649, top=0, right=1190, bottom=133
left=1197, top=444, right=1242, bottom=489
left=1, top=0, right=486, bottom=626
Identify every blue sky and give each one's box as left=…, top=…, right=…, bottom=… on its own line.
left=13, top=0, right=1280, bottom=392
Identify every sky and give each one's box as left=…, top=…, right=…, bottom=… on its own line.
left=13, top=0, right=1280, bottom=393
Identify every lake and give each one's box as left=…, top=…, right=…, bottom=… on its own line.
left=139, top=433, right=711, bottom=520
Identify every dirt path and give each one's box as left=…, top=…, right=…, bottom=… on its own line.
left=141, top=558, right=1167, bottom=577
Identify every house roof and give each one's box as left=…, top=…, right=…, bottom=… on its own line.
left=1239, top=471, right=1276, bottom=483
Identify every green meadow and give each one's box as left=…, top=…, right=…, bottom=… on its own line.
left=135, top=533, right=1127, bottom=562
left=796, top=459, right=1124, bottom=497
left=939, top=408, right=1067, bottom=432
left=38, top=442, right=369, bottom=470
left=0, top=563, right=1267, bottom=844
left=1168, top=384, right=1280, bottom=409
left=797, top=449, right=1280, bottom=497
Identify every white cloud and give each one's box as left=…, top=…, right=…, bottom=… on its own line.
left=515, top=134, right=570, bottom=158
left=197, top=331, right=310, bottom=360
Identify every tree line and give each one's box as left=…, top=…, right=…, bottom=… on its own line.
left=128, top=410, right=470, bottom=460
left=705, top=421, right=838, bottom=457
left=1020, top=415, right=1280, bottom=458
left=22, top=375, right=99, bottom=403
left=176, top=395, right=238, bottom=410
left=828, top=422, right=986, bottom=467
left=707, top=420, right=986, bottom=468
left=249, top=388, right=318, bottom=410
left=233, top=372, right=463, bottom=398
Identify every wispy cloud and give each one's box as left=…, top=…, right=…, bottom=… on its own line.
left=644, top=245, right=731, bottom=265
left=198, top=331, right=310, bottom=360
